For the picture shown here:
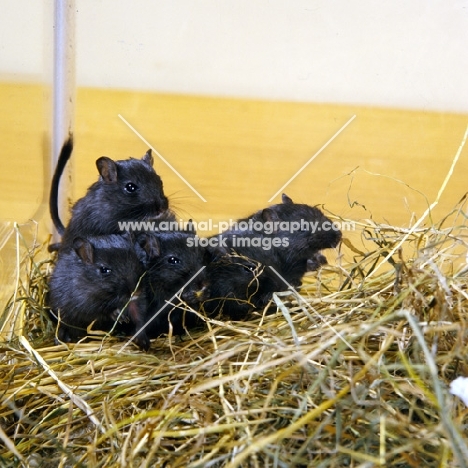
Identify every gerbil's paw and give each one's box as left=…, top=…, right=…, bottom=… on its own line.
left=56, top=325, right=73, bottom=344
left=111, top=308, right=130, bottom=323
left=133, top=332, right=151, bottom=351
left=307, top=253, right=328, bottom=271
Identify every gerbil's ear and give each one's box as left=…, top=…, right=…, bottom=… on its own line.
left=205, top=241, right=228, bottom=262
left=139, top=234, right=161, bottom=259
left=282, top=193, right=294, bottom=204
left=261, top=208, right=279, bottom=223
left=142, top=149, right=154, bottom=167
left=73, top=238, right=94, bottom=264
left=96, top=157, right=118, bottom=183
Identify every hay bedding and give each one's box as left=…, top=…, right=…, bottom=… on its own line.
left=0, top=201, right=467, bottom=468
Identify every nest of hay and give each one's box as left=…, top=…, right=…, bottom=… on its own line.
left=1, top=197, right=468, bottom=468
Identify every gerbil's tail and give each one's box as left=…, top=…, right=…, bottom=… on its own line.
left=49, top=135, right=73, bottom=236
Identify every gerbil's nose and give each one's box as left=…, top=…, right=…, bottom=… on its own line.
left=194, top=284, right=209, bottom=301
left=334, top=228, right=343, bottom=245
left=182, top=284, right=209, bottom=304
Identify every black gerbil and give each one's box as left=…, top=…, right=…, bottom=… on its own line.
left=202, top=195, right=342, bottom=318
left=232, top=193, right=341, bottom=278
left=132, top=230, right=210, bottom=340
left=202, top=248, right=284, bottom=320
left=238, top=193, right=342, bottom=255
left=49, top=136, right=172, bottom=251
left=47, top=233, right=150, bottom=350
left=203, top=230, right=305, bottom=320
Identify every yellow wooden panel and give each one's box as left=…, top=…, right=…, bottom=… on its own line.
left=1, top=82, right=467, bottom=231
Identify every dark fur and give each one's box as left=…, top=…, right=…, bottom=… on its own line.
left=202, top=230, right=307, bottom=320
left=47, top=234, right=150, bottom=350
left=202, top=249, right=284, bottom=320
left=49, top=137, right=171, bottom=251
left=202, top=194, right=342, bottom=318
left=132, top=231, right=210, bottom=340
left=233, top=193, right=341, bottom=274
left=49, top=137, right=73, bottom=235
left=238, top=193, right=341, bottom=252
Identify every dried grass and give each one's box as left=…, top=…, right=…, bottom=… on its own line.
left=0, top=193, right=467, bottom=467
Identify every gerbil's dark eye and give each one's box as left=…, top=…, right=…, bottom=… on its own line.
left=125, top=182, right=138, bottom=193
left=100, top=266, right=112, bottom=275
left=243, top=264, right=256, bottom=272
left=168, top=256, right=181, bottom=265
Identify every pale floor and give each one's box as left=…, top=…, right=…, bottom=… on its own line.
left=1, top=82, right=467, bottom=309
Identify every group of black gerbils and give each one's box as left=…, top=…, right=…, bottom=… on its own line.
left=46, top=137, right=342, bottom=351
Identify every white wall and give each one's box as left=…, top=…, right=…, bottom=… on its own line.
left=1, top=0, right=468, bottom=113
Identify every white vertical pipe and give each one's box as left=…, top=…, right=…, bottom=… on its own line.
left=52, top=0, right=76, bottom=241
